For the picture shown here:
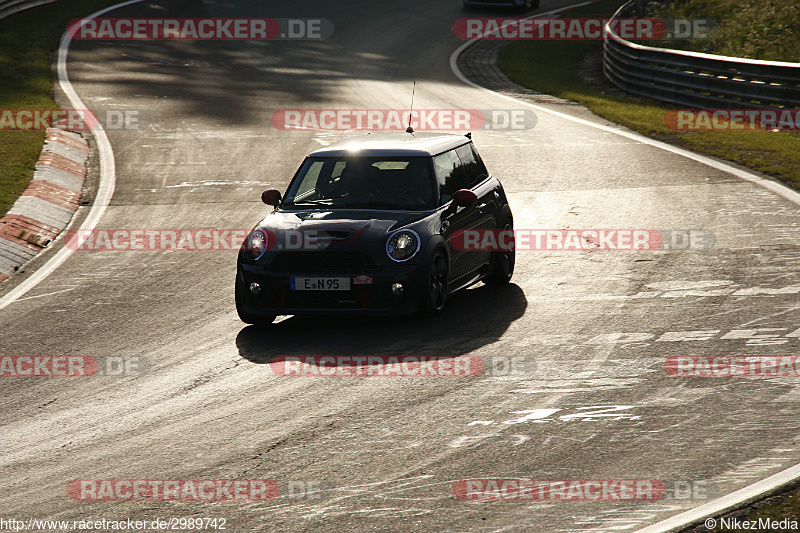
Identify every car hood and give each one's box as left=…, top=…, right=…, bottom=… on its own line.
left=256, top=209, right=429, bottom=235
left=248, top=209, right=435, bottom=261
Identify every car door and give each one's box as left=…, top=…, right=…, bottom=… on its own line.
left=456, top=143, right=498, bottom=270
left=433, top=147, right=486, bottom=283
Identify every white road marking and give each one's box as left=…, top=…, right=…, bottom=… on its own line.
left=519, top=281, right=800, bottom=302
left=165, top=180, right=262, bottom=188
left=737, top=306, right=800, bottom=328
left=0, top=0, right=146, bottom=311
left=468, top=406, right=641, bottom=426
left=12, top=287, right=76, bottom=302
left=637, top=453, right=800, bottom=533
left=448, top=433, right=530, bottom=448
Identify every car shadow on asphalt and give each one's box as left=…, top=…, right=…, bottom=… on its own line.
left=235, top=282, right=527, bottom=364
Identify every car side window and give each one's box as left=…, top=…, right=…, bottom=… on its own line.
left=433, top=149, right=468, bottom=205
left=456, top=143, right=488, bottom=187
left=331, top=161, right=347, bottom=179
left=294, top=160, right=324, bottom=200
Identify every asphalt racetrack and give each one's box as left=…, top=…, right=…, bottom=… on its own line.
left=2, top=0, right=800, bottom=531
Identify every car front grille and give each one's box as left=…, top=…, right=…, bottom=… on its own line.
left=268, top=252, right=378, bottom=273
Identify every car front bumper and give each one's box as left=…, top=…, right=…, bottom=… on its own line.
left=236, top=262, right=427, bottom=317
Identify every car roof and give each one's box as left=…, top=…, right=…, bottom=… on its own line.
left=307, top=132, right=471, bottom=158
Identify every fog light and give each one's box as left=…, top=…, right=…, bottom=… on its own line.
left=249, top=282, right=262, bottom=296
left=391, top=282, right=404, bottom=296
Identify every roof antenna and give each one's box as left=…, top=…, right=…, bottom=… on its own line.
left=406, top=81, right=416, bottom=134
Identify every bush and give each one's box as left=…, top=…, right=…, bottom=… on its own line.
left=635, top=0, right=800, bottom=62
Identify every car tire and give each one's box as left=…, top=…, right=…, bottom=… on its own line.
left=486, top=219, right=515, bottom=285
left=531, top=0, right=540, bottom=9
left=422, top=249, right=449, bottom=314
left=515, top=0, right=532, bottom=13
left=235, top=277, right=276, bottom=325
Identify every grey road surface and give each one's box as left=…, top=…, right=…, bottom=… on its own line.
left=2, top=0, right=800, bottom=531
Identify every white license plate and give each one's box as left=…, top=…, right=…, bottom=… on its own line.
left=290, top=277, right=351, bottom=291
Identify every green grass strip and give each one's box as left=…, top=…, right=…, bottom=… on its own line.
left=0, top=0, right=118, bottom=216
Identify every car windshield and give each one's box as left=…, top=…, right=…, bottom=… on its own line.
left=283, top=156, right=437, bottom=210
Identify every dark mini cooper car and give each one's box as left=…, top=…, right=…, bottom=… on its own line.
left=235, top=132, right=514, bottom=325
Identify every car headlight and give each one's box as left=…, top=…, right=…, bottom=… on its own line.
left=245, top=229, right=268, bottom=260
left=386, top=230, right=420, bottom=262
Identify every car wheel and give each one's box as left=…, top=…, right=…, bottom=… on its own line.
left=235, top=278, right=276, bottom=325
left=486, top=220, right=515, bottom=285
left=531, top=0, right=540, bottom=9
left=422, top=250, right=449, bottom=314
left=515, top=0, right=532, bottom=13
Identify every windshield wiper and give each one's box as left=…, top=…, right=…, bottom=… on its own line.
left=284, top=199, right=334, bottom=207
left=338, top=201, right=421, bottom=210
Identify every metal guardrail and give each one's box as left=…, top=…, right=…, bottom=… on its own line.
left=0, top=0, right=58, bottom=22
left=602, top=0, right=800, bottom=109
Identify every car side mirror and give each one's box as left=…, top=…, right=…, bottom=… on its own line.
left=262, top=189, right=282, bottom=207
left=453, top=189, right=478, bottom=207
